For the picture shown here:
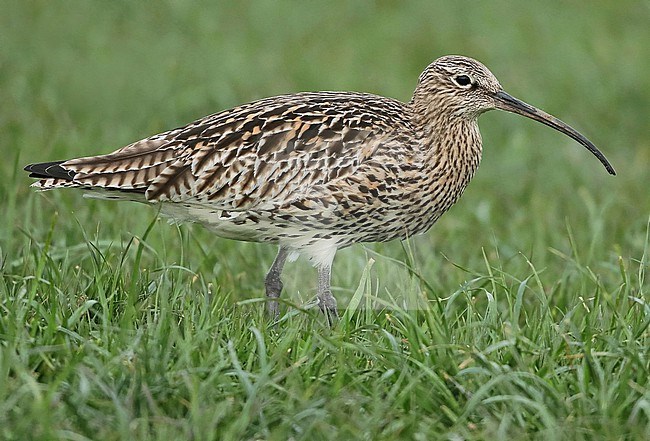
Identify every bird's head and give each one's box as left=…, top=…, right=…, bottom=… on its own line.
left=412, top=55, right=616, bottom=175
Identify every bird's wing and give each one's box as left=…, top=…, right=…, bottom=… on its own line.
left=41, top=93, right=407, bottom=211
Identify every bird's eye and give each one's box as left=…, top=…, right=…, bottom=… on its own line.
left=453, top=75, right=472, bottom=87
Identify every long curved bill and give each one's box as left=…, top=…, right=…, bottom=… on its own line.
left=493, top=91, right=616, bottom=175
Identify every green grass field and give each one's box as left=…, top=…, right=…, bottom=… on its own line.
left=1, top=1, right=649, bottom=440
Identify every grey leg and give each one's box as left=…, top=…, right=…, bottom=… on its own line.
left=265, top=247, right=289, bottom=319
left=317, top=264, right=338, bottom=325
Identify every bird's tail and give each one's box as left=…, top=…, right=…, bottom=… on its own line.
left=24, top=160, right=80, bottom=190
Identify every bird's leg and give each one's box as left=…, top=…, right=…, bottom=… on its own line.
left=265, top=247, right=289, bottom=319
left=317, top=264, right=338, bottom=325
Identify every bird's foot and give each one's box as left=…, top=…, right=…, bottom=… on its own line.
left=318, top=292, right=339, bottom=326
left=265, top=247, right=289, bottom=321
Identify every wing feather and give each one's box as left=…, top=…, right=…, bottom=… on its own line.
left=26, top=92, right=411, bottom=204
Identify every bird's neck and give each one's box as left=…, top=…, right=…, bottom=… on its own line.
left=408, top=93, right=483, bottom=168
left=409, top=106, right=484, bottom=215
left=416, top=110, right=483, bottom=179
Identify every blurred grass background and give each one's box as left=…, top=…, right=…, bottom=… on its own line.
left=1, top=1, right=649, bottom=440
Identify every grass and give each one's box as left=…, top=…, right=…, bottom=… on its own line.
left=1, top=1, right=649, bottom=439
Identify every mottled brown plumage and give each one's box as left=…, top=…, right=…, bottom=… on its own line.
left=25, top=55, right=615, bottom=322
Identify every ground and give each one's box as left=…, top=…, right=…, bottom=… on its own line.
left=1, top=1, right=648, bottom=440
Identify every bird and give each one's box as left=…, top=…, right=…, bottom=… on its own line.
left=25, top=55, right=616, bottom=323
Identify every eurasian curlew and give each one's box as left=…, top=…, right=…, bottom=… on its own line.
left=25, top=55, right=615, bottom=323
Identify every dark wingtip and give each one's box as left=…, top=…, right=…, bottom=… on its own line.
left=24, top=161, right=76, bottom=180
